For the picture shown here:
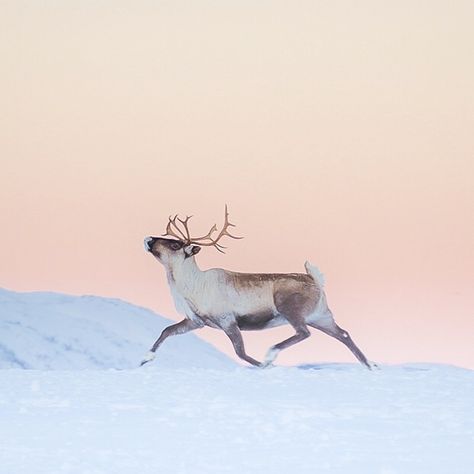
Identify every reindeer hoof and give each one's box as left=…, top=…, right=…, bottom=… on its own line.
left=140, top=351, right=156, bottom=367
left=263, top=347, right=280, bottom=367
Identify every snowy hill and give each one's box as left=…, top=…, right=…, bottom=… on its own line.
left=0, top=288, right=234, bottom=370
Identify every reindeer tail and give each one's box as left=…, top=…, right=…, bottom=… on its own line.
left=304, top=261, right=325, bottom=288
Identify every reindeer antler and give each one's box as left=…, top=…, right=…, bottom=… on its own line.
left=162, top=205, right=242, bottom=253
left=190, top=205, right=243, bottom=253
left=162, top=215, right=192, bottom=242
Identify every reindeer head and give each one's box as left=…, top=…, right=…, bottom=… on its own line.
left=144, top=237, right=201, bottom=266
left=144, top=205, right=242, bottom=266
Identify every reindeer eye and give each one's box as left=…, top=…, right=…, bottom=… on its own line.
left=170, top=242, right=181, bottom=251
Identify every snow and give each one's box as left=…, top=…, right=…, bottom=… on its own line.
left=0, top=288, right=233, bottom=370
left=1, top=289, right=473, bottom=473
left=1, top=364, right=473, bottom=473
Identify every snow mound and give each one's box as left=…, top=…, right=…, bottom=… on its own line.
left=0, top=288, right=234, bottom=370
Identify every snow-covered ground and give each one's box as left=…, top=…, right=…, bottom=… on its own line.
left=1, top=289, right=473, bottom=473
left=1, top=364, right=473, bottom=474
left=0, top=288, right=233, bottom=370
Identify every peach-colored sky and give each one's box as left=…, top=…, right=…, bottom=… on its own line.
left=1, top=1, right=473, bottom=367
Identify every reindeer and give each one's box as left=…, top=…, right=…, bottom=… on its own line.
left=141, top=206, right=373, bottom=369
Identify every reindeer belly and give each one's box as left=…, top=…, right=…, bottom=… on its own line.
left=236, top=311, right=287, bottom=330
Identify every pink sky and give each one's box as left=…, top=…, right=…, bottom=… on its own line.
left=1, top=1, right=473, bottom=367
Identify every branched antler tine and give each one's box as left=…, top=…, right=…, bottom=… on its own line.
left=212, top=241, right=227, bottom=253
left=168, top=216, right=180, bottom=238
left=227, top=234, right=243, bottom=240
left=220, top=217, right=243, bottom=240
left=177, top=215, right=193, bottom=242
left=184, top=205, right=243, bottom=251
left=191, top=223, right=218, bottom=242
left=217, top=222, right=243, bottom=240
left=221, top=228, right=243, bottom=239
left=163, top=215, right=188, bottom=241
left=208, top=210, right=241, bottom=244
left=173, top=215, right=189, bottom=241
left=162, top=216, right=178, bottom=238
left=221, top=205, right=243, bottom=240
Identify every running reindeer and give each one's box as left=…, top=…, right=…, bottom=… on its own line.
left=141, top=206, right=373, bottom=369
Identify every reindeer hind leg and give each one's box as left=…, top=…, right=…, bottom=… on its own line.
left=307, top=312, right=372, bottom=369
left=264, top=290, right=313, bottom=367
left=263, top=321, right=310, bottom=367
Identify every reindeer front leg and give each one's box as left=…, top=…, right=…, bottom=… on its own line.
left=140, top=318, right=202, bottom=366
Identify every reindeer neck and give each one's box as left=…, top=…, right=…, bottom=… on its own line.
left=166, top=256, right=202, bottom=289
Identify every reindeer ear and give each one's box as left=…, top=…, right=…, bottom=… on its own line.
left=184, top=245, right=201, bottom=258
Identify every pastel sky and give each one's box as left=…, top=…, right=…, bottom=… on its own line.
left=1, top=1, right=473, bottom=367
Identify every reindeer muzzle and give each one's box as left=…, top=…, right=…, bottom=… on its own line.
left=144, top=237, right=155, bottom=252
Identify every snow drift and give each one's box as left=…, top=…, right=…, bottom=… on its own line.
left=0, top=288, right=233, bottom=370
